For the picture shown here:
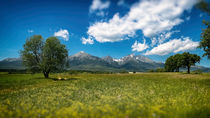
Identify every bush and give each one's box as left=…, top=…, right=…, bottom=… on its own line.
left=156, top=68, right=166, bottom=72
left=68, top=70, right=80, bottom=75
left=119, top=70, right=128, bottom=74
left=192, top=69, right=202, bottom=74
left=148, top=69, right=155, bottom=72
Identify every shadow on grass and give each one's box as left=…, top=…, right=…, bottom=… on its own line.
left=184, top=107, right=210, bottom=118
left=51, top=78, right=78, bottom=81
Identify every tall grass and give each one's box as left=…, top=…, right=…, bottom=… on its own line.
left=0, top=73, right=210, bottom=118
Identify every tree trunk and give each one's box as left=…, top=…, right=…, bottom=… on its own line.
left=43, top=71, right=49, bottom=78
left=175, top=68, right=179, bottom=72
left=187, top=66, right=190, bottom=74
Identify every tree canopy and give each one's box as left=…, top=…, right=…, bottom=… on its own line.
left=165, top=52, right=200, bottom=73
left=182, top=52, right=201, bottom=74
left=196, top=0, right=210, bottom=59
left=20, top=35, right=68, bottom=78
left=198, top=20, right=210, bottom=59
left=196, top=0, right=210, bottom=15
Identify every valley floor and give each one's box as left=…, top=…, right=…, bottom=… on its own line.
left=0, top=72, right=210, bottom=118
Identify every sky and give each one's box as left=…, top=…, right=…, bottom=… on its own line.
left=0, top=0, right=210, bottom=67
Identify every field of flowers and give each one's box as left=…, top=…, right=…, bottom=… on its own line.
left=0, top=72, right=210, bottom=118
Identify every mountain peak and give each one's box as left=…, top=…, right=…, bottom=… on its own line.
left=135, top=55, right=154, bottom=63
left=1, top=58, right=21, bottom=62
left=73, top=51, right=90, bottom=57
left=102, top=56, right=113, bottom=59
left=79, top=51, right=85, bottom=53
left=102, top=56, right=113, bottom=62
left=128, top=53, right=135, bottom=58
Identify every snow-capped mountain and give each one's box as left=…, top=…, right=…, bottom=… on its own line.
left=2, top=58, right=21, bottom=62
left=112, top=54, right=155, bottom=65
left=68, top=52, right=164, bottom=71
left=0, top=51, right=209, bottom=72
left=0, top=58, right=23, bottom=69
left=69, top=51, right=100, bottom=61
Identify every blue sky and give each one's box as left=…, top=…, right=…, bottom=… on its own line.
left=0, top=0, right=210, bottom=67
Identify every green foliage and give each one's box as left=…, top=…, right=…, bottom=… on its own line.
left=196, top=0, right=210, bottom=15
left=192, top=69, right=203, bottom=74
left=148, top=69, right=155, bottom=72
left=68, top=70, right=114, bottom=74
left=119, top=70, right=129, bottom=74
left=155, top=68, right=166, bottom=72
left=20, top=35, right=44, bottom=72
left=182, top=52, right=201, bottom=74
left=0, top=73, right=210, bottom=118
left=199, top=20, right=210, bottom=59
left=196, top=0, right=210, bottom=59
left=165, top=52, right=200, bottom=74
left=148, top=68, right=166, bottom=72
left=20, top=35, right=68, bottom=78
left=165, top=54, right=183, bottom=72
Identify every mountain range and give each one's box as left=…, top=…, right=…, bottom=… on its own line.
left=0, top=51, right=210, bottom=72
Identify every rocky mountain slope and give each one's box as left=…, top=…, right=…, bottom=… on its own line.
left=0, top=51, right=209, bottom=72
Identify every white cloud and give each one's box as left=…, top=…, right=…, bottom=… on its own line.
left=28, top=29, right=34, bottom=33
left=85, top=0, right=198, bottom=43
left=151, top=37, right=157, bottom=47
left=54, top=29, right=69, bottom=41
left=81, top=37, right=94, bottom=44
left=89, top=0, right=110, bottom=16
left=132, top=39, right=149, bottom=52
left=96, top=11, right=105, bottom=16
left=144, top=37, right=199, bottom=55
left=154, top=30, right=180, bottom=45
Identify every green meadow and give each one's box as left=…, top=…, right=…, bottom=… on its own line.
left=0, top=72, right=210, bottom=118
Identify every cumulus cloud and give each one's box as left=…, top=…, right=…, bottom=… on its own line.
left=54, top=29, right=69, bottom=41
left=85, top=0, right=198, bottom=43
left=132, top=39, right=149, bottom=52
left=144, top=37, right=199, bottom=55
left=151, top=37, right=157, bottom=47
left=81, top=37, right=94, bottom=44
left=89, top=0, right=110, bottom=16
left=154, top=30, right=180, bottom=45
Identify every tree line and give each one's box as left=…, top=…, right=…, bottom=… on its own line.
left=165, top=52, right=200, bottom=74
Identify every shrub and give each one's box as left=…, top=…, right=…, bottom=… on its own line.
left=148, top=69, right=155, bottom=72
left=156, top=68, right=166, bottom=72
left=192, top=69, right=203, bottom=74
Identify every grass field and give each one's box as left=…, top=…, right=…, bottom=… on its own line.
left=0, top=72, right=210, bottom=118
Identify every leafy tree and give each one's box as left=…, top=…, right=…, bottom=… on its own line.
left=198, top=20, right=210, bottom=59
left=196, top=0, right=210, bottom=15
left=20, top=35, right=44, bottom=72
left=173, top=54, right=183, bottom=72
left=165, top=53, right=200, bottom=73
left=165, top=56, right=176, bottom=72
left=181, top=52, right=200, bottom=74
left=156, top=68, right=166, bottom=72
left=165, top=54, right=183, bottom=72
left=20, top=35, right=68, bottom=78
left=196, top=0, right=210, bottom=59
